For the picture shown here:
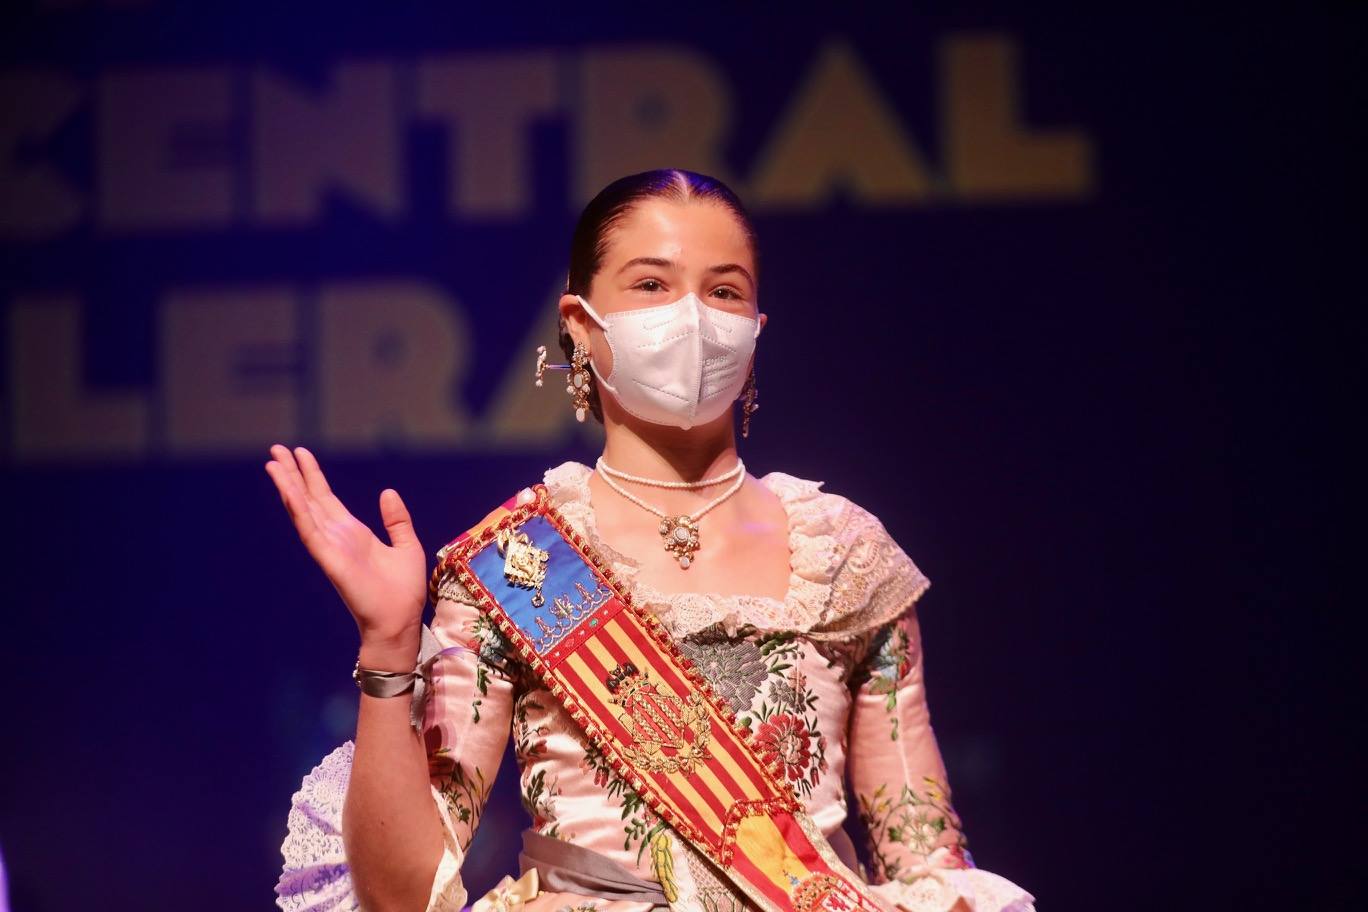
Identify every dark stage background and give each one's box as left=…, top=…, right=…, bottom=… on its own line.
left=0, top=5, right=1349, bottom=911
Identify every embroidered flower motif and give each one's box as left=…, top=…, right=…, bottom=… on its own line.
left=812, top=732, right=829, bottom=784
left=754, top=713, right=812, bottom=781
left=854, top=619, right=920, bottom=737
left=465, top=612, right=518, bottom=723
left=856, top=779, right=966, bottom=882
left=578, top=749, right=611, bottom=789
left=678, top=635, right=768, bottom=713
left=890, top=808, right=943, bottom=854
left=863, top=622, right=915, bottom=692
left=767, top=678, right=802, bottom=710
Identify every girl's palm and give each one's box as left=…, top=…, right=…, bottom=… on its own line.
left=265, top=445, right=426, bottom=641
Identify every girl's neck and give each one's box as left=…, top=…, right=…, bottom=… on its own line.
left=599, top=411, right=740, bottom=483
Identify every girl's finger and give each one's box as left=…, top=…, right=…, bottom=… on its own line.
left=293, top=446, right=332, bottom=499
left=267, top=449, right=329, bottom=537
left=265, top=460, right=321, bottom=546
left=378, top=488, right=419, bottom=549
left=269, top=445, right=319, bottom=511
left=292, top=446, right=351, bottom=521
left=269, top=444, right=309, bottom=496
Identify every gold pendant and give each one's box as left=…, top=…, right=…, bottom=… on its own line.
left=496, top=527, right=550, bottom=606
left=658, top=515, right=700, bottom=569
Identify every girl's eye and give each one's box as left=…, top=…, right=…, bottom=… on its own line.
left=711, top=286, right=741, bottom=300
left=636, top=279, right=663, bottom=292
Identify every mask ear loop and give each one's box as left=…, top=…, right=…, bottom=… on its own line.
left=574, top=294, right=609, bottom=330
left=573, top=295, right=619, bottom=394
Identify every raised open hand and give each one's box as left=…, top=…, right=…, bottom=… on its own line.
left=264, top=445, right=427, bottom=648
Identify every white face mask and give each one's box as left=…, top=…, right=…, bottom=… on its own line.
left=576, top=292, right=761, bottom=429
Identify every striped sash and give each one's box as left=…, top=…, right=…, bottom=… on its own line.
left=431, top=484, right=890, bottom=912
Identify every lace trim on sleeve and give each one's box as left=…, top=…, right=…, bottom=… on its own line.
left=434, top=564, right=481, bottom=607
left=787, top=478, right=931, bottom=641
left=273, top=740, right=469, bottom=912
left=275, top=741, right=358, bottom=911
left=867, top=866, right=1037, bottom=912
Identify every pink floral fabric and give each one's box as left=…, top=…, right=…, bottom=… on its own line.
left=275, top=461, right=1035, bottom=912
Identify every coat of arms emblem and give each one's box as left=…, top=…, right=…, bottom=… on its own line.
left=605, top=662, right=712, bottom=776
left=792, top=873, right=866, bottom=912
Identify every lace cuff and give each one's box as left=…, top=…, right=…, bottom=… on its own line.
left=273, top=740, right=468, bottom=912
left=866, top=858, right=1036, bottom=912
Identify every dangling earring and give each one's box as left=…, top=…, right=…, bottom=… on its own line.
left=567, top=343, right=593, bottom=422
left=535, top=343, right=594, bottom=422
left=740, top=366, right=759, bottom=438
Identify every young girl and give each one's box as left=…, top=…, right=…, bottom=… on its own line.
left=266, top=169, right=1034, bottom=912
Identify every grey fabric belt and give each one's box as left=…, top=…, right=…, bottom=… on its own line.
left=518, top=828, right=670, bottom=905
left=515, top=826, right=864, bottom=906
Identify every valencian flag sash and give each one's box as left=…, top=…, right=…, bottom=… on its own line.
left=430, top=484, right=893, bottom=912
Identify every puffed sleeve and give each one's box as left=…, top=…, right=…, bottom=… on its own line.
left=274, top=558, right=522, bottom=912
left=844, top=525, right=1035, bottom=912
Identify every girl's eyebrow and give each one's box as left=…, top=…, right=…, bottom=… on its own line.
left=616, top=256, right=675, bottom=274
left=616, top=257, right=754, bottom=286
left=708, top=262, right=755, bottom=285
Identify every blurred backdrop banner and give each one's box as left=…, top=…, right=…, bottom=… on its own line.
left=0, top=4, right=1339, bottom=911
left=3, top=25, right=1092, bottom=461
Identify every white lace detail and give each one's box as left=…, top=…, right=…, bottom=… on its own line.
left=542, top=461, right=930, bottom=641
left=275, top=741, right=359, bottom=911
left=869, top=869, right=1037, bottom=912
left=274, top=740, right=467, bottom=912
left=436, top=568, right=479, bottom=606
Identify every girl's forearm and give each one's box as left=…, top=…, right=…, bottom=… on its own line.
left=342, top=637, right=445, bottom=912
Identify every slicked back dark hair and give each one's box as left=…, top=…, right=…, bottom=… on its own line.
left=559, top=168, right=758, bottom=423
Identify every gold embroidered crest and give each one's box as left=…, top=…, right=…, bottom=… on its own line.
left=495, top=527, right=549, bottom=606
left=792, top=873, right=863, bottom=912
left=605, top=662, right=711, bottom=775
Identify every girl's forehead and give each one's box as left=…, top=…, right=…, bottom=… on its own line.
left=605, top=199, right=753, bottom=267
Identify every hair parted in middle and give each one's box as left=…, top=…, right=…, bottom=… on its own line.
left=558, top=168, right=759, bottom=423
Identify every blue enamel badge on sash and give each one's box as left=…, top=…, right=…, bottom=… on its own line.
left=466, top=515, right=614, bottom=657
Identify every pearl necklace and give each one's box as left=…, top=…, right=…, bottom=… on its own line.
left=596, top=458, right=743, bottom=490
left=595, top=457, right=747, bottom=569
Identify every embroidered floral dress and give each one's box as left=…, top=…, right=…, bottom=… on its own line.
left=276, top=462, right=1035, bottom=912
